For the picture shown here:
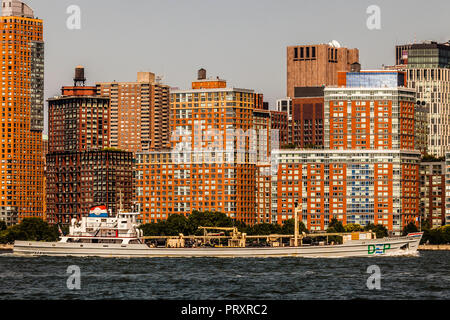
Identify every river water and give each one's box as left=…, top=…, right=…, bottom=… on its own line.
left=0, top=251, right=448, bottom=300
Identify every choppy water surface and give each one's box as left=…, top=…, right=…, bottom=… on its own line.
left=0, top=251, right=448, bottom=299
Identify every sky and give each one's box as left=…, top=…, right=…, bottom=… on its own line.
left=12, top=0, right=450, bottom=133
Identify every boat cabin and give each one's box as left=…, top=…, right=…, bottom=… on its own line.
left=60, top=211, right=142, bottom=244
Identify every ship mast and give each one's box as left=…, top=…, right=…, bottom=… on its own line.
left=119, top=190, right=124, bottom=212
left=294, top=202, right=299, bottom=247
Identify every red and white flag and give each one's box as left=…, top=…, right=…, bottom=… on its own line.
left=90, top=205, right=108, bottom=215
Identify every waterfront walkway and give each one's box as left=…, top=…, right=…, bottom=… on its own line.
left=419, top=244, right=450, bottom=250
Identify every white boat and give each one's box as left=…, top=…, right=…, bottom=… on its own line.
left=13, top=208, right=423, bottom=258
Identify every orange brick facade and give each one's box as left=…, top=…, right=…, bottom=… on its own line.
left=135, top=78, right=271, bottom=225
left=0, top=6, right=44, bottom=225
left=272, top=71, right=422, bottom=235
left=272, top=150, right=421, bottom=235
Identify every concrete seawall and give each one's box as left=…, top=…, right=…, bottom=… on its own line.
left=419, top=244, right=450, bottom=251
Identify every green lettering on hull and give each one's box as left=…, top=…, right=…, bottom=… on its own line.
left=368, top=244, right=392, bottom=255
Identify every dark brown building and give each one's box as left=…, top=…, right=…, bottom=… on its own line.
left=275, top=88, right=325, bottom=148
left=46, top=150, right=133, bottom=224
left=290, top=98, right=324, bottom=148
left=253, top=93, right=264, bottom=110
left=419, top=162, right=446, bottom=229
left=291, top=87, right=324, bottom=148
left=46, top=67, right=134, bottom=224
left=48, top=84, right=110, bottom=153
left=269, top=110, right=289, bottom=147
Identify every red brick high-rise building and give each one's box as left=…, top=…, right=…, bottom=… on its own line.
left=135, top=71, right=272, bottom=225
left=271, top=70, right=423, bottom=235
left=281, top=42, right=359, bottom=149
left=46, top=67, right=133, bottom=224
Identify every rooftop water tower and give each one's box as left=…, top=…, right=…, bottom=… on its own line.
left=74, top=66, right=86, bottom=87
left=198, top=68, right=206, bottom=80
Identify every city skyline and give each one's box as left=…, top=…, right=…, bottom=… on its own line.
left=17, top=0, right=450, bottom=134
left=1, top=0, right=449, bottom=306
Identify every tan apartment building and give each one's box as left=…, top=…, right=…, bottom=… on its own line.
left=96, top=72, right=170, bottom=153
left=396, top=41, right=450, bottom=157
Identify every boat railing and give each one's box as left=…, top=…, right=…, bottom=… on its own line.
left=86, top=222, right=118, bottom=228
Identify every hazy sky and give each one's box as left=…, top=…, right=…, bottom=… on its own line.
left=16, top=0, right=450, bottom=132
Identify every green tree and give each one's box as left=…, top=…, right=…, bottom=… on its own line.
left=281, top=219, right=308, bottom=235
left=420, top=218, right=432, bottom=231
left=364, top=223, right=388, bottom=239
left=17, top=218, right=59, bottom=241
left=139, top=222, right=163, bottom=237
left=402, top=221, right=419, bottom=236
left=186, top=210, right=233, bottom=234
left=326, top=218, right=345, bottom=244
left=441, top=225, right=450, bottom=244
left=164, top=214, right=189, bottom=236
left=0, top=218, right=59, bottom=244
left=421, top=153, right=445, bottom=162
left=327, top=218, right=345, bottom=233
left=344, top=223, right=362, bottom=232
left=247, top=223, right=281, bottom=236
left=139, top=211, right=237, bottom=237
left=423, top=225, right=450, bottom=244
left=233, top=220, right=248, bottom=234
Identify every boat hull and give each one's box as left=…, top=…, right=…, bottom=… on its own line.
left=13, top=234, right=422, bottom=258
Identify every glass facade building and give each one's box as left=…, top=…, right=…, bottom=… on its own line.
left=406, top=43, right=450, bottom=69
left=345, top=72, right=406, bottom=88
